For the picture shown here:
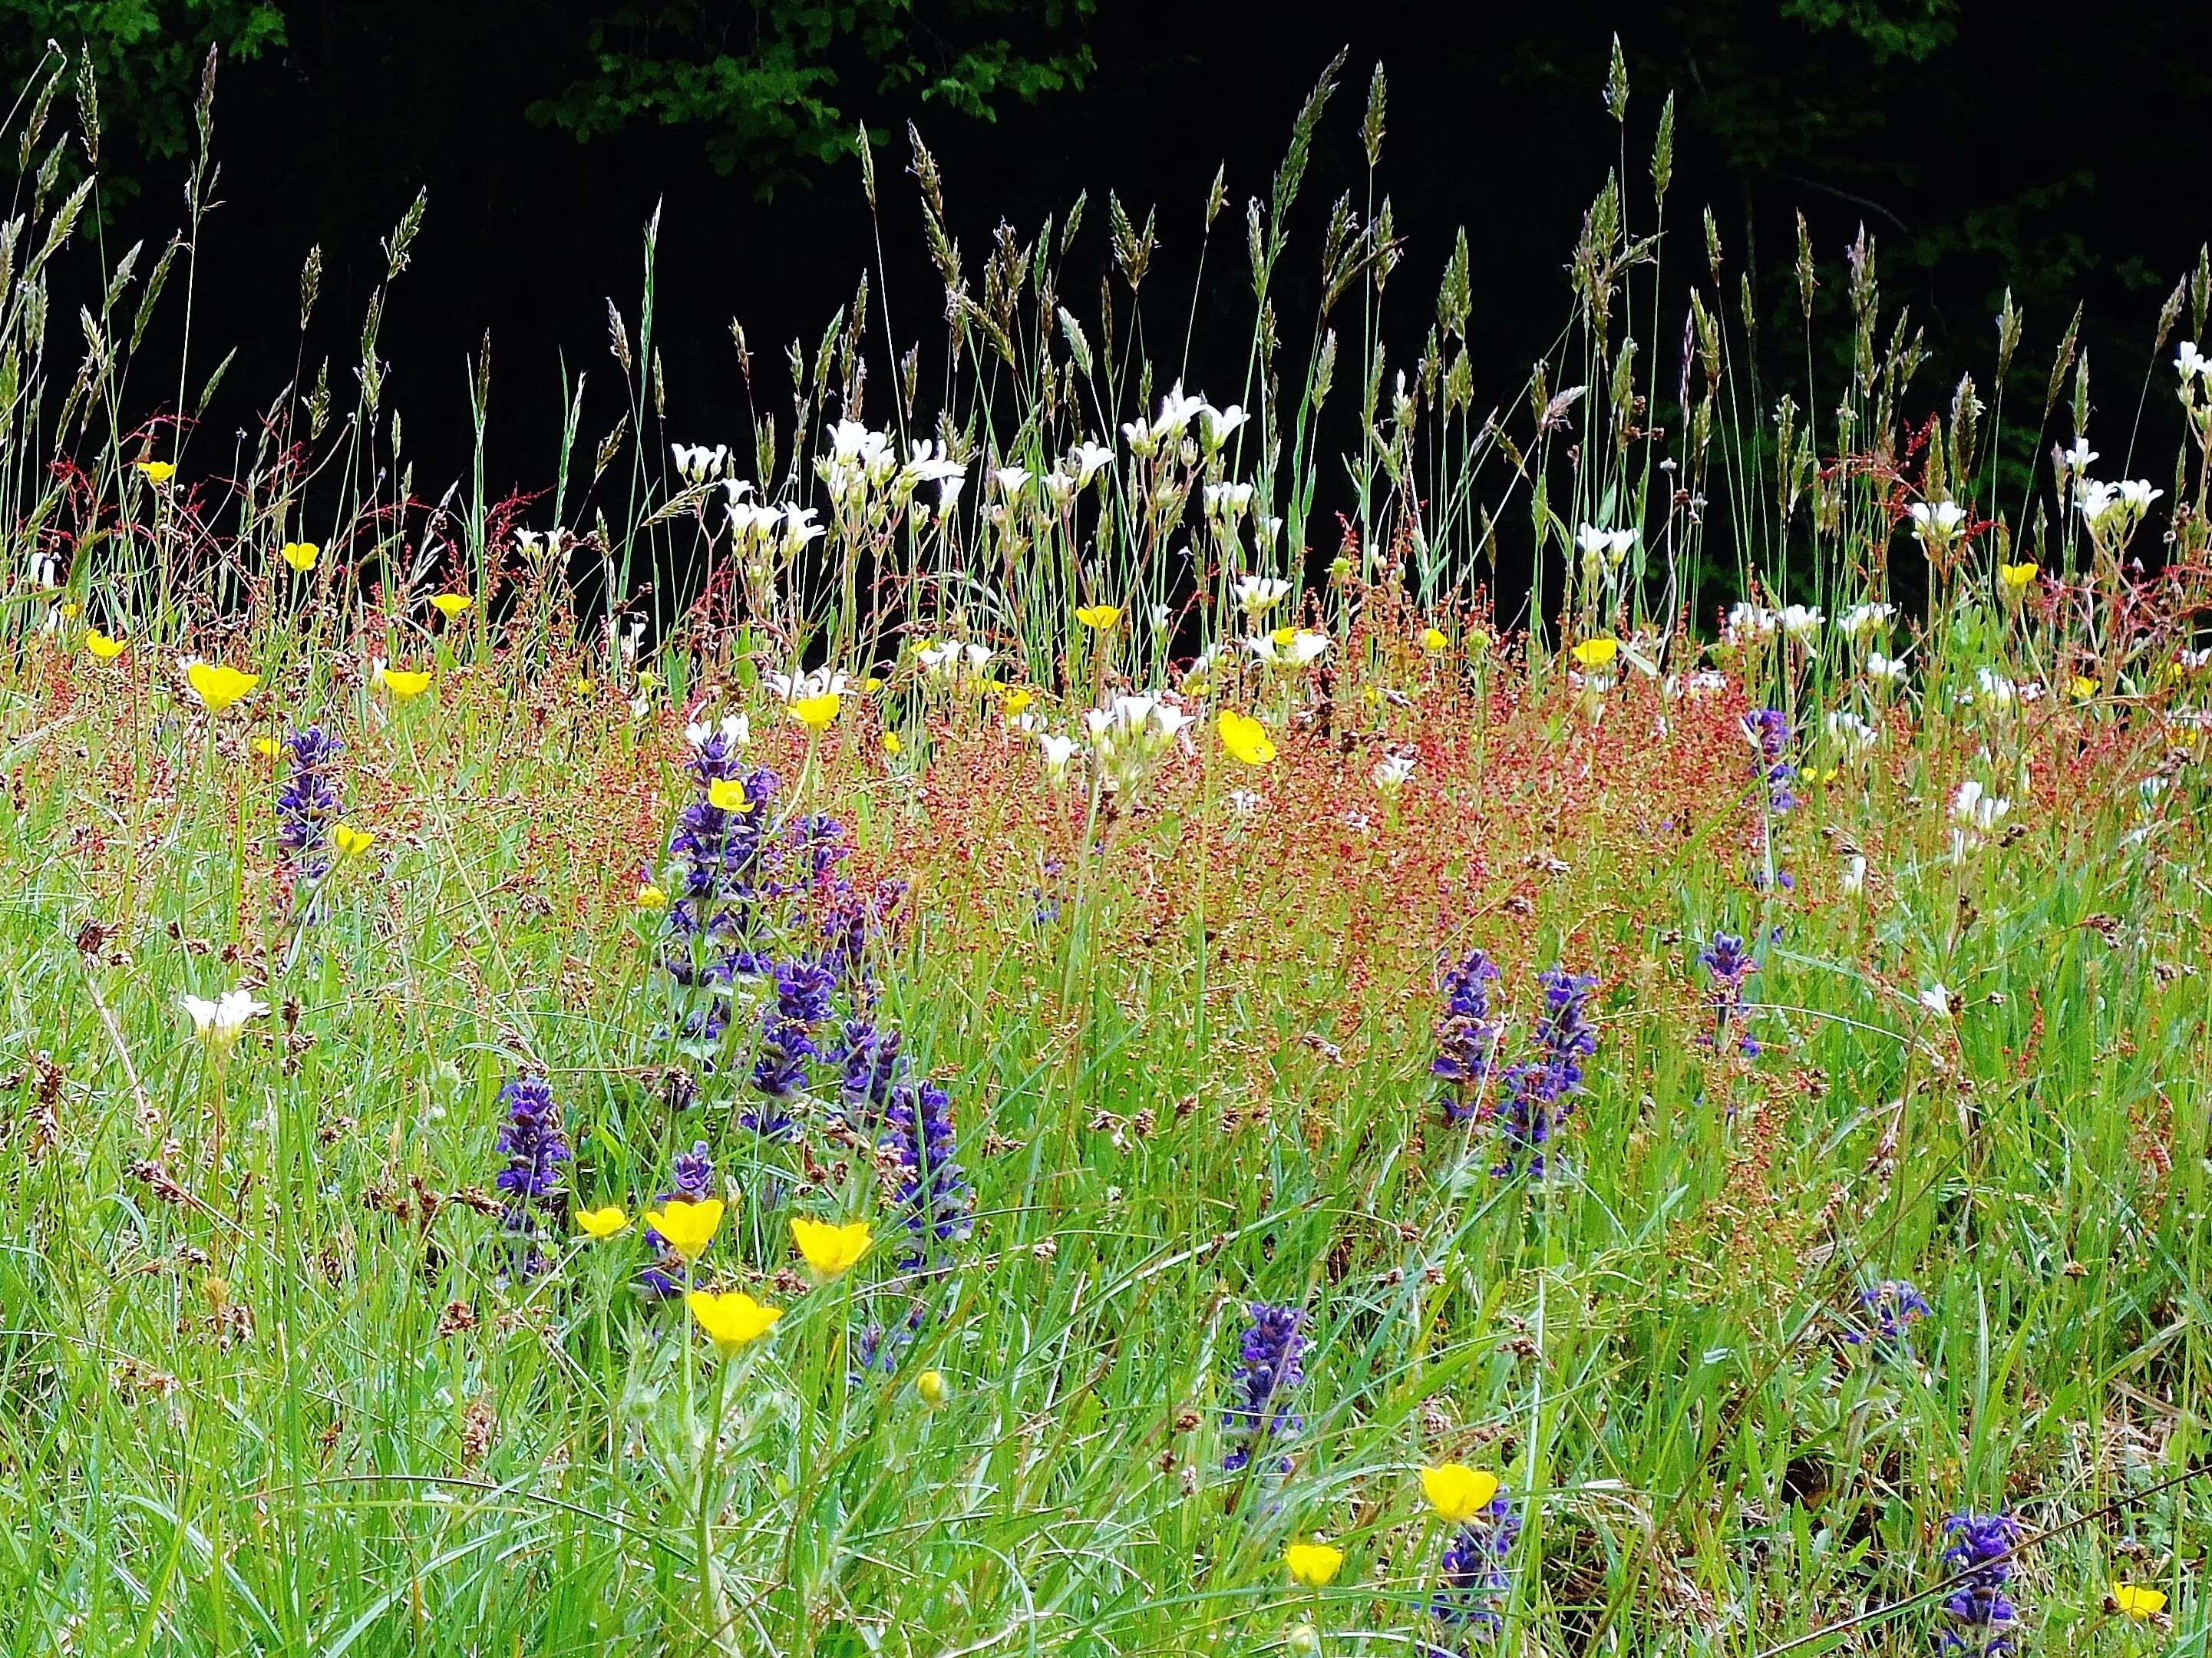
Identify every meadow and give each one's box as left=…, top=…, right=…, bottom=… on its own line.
left=4, top=43, right=2212, bottom=1658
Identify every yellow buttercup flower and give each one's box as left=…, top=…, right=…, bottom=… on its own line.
left=791, top=692, right=842, bottom=730
left=2069, top=675, right=2098, bottom=701
left=645, top=1197, right=725, bottom=1262
left=576, top=1205, right=631, bottom=1240
left=1002, top=687, right=1034, bottom=718
left=1270, top=626, right=1298, bottom=648
left=254, top=737, right=283, bottom=758
left=1421, top=626, right=1449, bottom=653
left=686, top=1289, right=783, bottom=1354
left=916, top=1369, right=949, bottom=1408
left=186, top=662, right=259, bottom=713
left=570, top=675, right=593, bottom=695
left=636, top=883, right=669, bottom=910
left=1996, top=561, right=2039, bottom=593
left=706, top=778, right=754, bottom=812
left=135, top=459, right=177, bottom=484
left=431, top=593, right=474, bottom=618
left=1217, top=708, right=1276, bottom=767
left=1075, top=603, right=1122, bottom=631
left=1570, top=636, right=1619, bottom=669
left=332, top=824, right=375, bottom=859
left=881, top=731, right=903, bottom=756
left=1421, top=1464, right=1501, bottom=1523
left=376, top=663, right=432, bottom=702
left=84, top=629, right=127, bottom=661
left=280, top=541, right=319, bottom=572
left=790, top=1216, right=872, bottom=1278
left=1285, top=1542, right=1343, bottom=1587
left=2111, top=1584, right=2166, bottom=1620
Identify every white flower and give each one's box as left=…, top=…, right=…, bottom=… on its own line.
left=1865, top=652, right=1910, bottom=684
left=671, top=442, right=729, bottom=484
left=763, top=666, right=849, bottom=702
left=2058, top=437, right=2098, bottom=474
left=1150, top=603, right=1173, bottom=629
left=1203, top=481, right=1253, bottom=520
left=1838, top=602, right=1895, bottom=639
left=1120, top=416, right=1159, bottom=457
left=182, top=989, right=269, bottom=1049
left=963, top=642, right=992, bottom=674
left=1197, top=401, right=1249, bottom=451
left=1778, top=603, right=1824, bottom=639
left=1971, top=666, right=2031, bottom=707
left=1951, top=778, right=2010, bottom=834
left=1227, top=788, right=1261, bottom=816
left=992, top=466, right=1030, bottom=500
left=779, top=504, right=824, bottom=554
left=916, top=640, right=962, bottom=677
left=1154, top=381, right=1204, bottom=439
left=2118, top=477, right=2163, bottom=512
left=1918, top=983, right=1953, bottom=1016
left=1151, top=702, right=1193, bottom=741
left=1036, top=732, right=1078, bottom=778
left=1826, top=710, right=1878, bottom=750
left=1839, top=854, right=1867, bottom=893
left=1575, top=524, right=1638, bottom=570
left=1372, top=752, right=1417, bottom=793
left=2177, top=342, right=2207, bottom=383
left=898, top=438, right=967, bottom=499
left=684, top=713, right=750, bottom=751
left=1246, top=629, right=1328, bottom=667
left=1039, top=470, right=1080, bottom=510
left=1726, top=602, right=1777, bottom=642
left=1233, top=576, right=1292, bottom=616
left=1068, top=441, right=1115, bottom=485
left=1253, top=514, right=1284, bottom=552
left=1908, top=500, right=1967, bottom=544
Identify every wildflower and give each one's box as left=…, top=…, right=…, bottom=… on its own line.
left=883, top=1075, right=972, bottom=1273
left=671, top=442, right=729, bottom=484
left=1910, top=500, right=1968, bottom=547
left=1838, top=602, right=1895, bottom=639
left=1203, top=481, right=1253, bottom=521
left=2111, top=1584, right=2166, bottom=1620
left=276, top=725, right=343, bottom=892
left=1197, top=401, right=1249, bottom=451
left=1574, top=524, right=1637, bottom=570
left=1698, top=933, right=1759, bottom=1057
left=707, top=778, right=756, bottom=812
left=686, top=1290, right=782, bottom=1354
left=1845, top=1278, right=1932, bottom=1352
left=916, top=1368, right=949, bottom=1407
left=1840, top=855, right=1868, bottom=893
left=1068, top=441, right=1114, bottom=485
left=1373, top=752, right=1417, bottom=794
left=494, top=1075, right=571, bottom=1277
left=185, top=662, right=259, bottom=714
left=1421, top=626, right=1449, bottom=653
left=1826, top=710, right=1880, bottom=752
left=791, top=692, right=841, bottom=730
left=1866, top=652, right=1910, bottom=684
left=374, top=662, right=431, bottom=702
left=84, top=629, right=126, bottom=660
left=1938, top=1513, right=2022, bottom=1656
left=1434, top=949, right=1504, bottom=1125
left=1285, top=1543, right=1343, bottom=1587
left=181, top=989, right=269, bottom=1050
left=331, top=824, right=375, bottom=859
left=2058, top=437, right=2098, bottom=474
left=644, top=1197, right=725, bottom=1263
left=743, top=956, right=834, bottom=1127
left=576, top=1205, right=631, bottom=1240
left=1234, top=575, right=1293, bottom=616
left=1218, top=709, right=1276, bottom=767
left=881, top=731, right=903, bottom=756
left=1075, top=604, right=1122, bottom=631
left=280, top=541, right=319, bottom=572
left=1421, top=1465, right=1502, bottom=1524
left=1430, top=1487, right=1521, bottom=1647
left=992, top=465, right=1030, bottom=500
left=2069, top=675, right=2098, bottom=701
left=1494, top=966, right=1598, bottom=1180
left=1742, top=708, right=1798, bottom=814
left=1919, top=983, right=1954, bottom=1016
left=431, top=593, right=473, bottom=617
left=791, top=1215, right=873, bottom=1278
left=1037, top=732, right=1078, bottom=780
left=636, top=883, right=669, bottom=910
left=1570, top=637, right=1619, bottom=669
left=1996, top=563, right=2038, bottom=595
left=1950, top=780, right=2009, bottom=856
left=1221, top=1301, right=1304, bottom=1473
left=1246, top=628, right=1329, bottom=668
left=1778, top=604, right=1824, bottom=639
left=135, top=459, right=177, bottom=484
left=1726, top=602, right=1778, bottom=642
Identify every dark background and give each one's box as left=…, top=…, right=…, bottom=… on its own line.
left=12, top=0, right=2210, bottom=531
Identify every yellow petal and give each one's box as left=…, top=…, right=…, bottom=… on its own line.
left=636, top=883, right=669, bottom=910
left=332, top=824, right=375, bottom=859
left=1420, top=1464, right=1501, bottom=1523
left=186, top=662, right=260, bottom=714
left=686, top=1289, right=783, bottom=1354
left=576, top=1205, right=631, bottom=1240
left=2111, top=1584, right=2166, bottom=1619
left=1570, top=637, right=1619, bottom=669
left=1284, top=1543, right=1343, bottom=1587
left=378, top=666, right=432, bottom=700
left=791, top=692, right=841, bottom=730
left=84, top=629, right=127, bottom=661
left=645, top=1197, right=725, bottom=1261
left=791, top=1215, right=872, bottom=1277
left=706, top=778, right=753, bottom=811
left=280, top=541, right=319, bottom=572
left=1217, top=708, right=1276, bottom=768
left=1075, top=604, right=1121, bottom=630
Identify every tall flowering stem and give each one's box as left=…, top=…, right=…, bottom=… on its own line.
left=1697, top=932, right=1759, bottom=1057
left=1938, top=1513, right=2022, bottom=1656
left=1427, top=1489, right=1521, bottom=1652
left=276, top=725, right=342, bottom=915
left=1220, top=1302, right=1305, bottom=1476
left=639, top=1140, right=715, bottom=1299
left=882, top=1076, right=972, bottom=1275
left=1434, top=948, right=1504, bottom=1124
left=1493, top=966, right=1598, bottom=1181
left=494, top=1075, right=570, bottom=1278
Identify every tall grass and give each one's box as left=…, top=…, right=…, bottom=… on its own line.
left=2, top=37, right=2210, bottom=1658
